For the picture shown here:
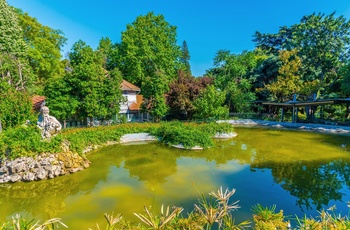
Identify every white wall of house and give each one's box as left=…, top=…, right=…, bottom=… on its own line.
left=119, top=90, right=139, bottom=121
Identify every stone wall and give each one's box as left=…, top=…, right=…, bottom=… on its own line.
left=0, top=152, right=90, bottom=183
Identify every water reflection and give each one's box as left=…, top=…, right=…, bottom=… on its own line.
left=0, top=127, right=349, bottom=228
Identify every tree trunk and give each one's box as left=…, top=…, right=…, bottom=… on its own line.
left=0, top=119, right=2, bottom=133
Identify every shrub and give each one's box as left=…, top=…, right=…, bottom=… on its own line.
left=151, top=122, right=213, bottom=148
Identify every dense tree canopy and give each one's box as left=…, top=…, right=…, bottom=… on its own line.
left=193, top=84, right=228, bottom=119
left=119, top=12, right=181, bottom=120
left=208, top=50, right=259, bottom=113
left=16, top=9, right=67, bottom=92
left=254, top=12, right=350, bottom=97
left=67, top=40, right=123, bottom=122
left=0, top=0, right=32, bottom=90
left=167, top=70, right=213, bottom=119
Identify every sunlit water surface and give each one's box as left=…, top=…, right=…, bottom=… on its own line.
left=1, top=127, right=350, bottom=229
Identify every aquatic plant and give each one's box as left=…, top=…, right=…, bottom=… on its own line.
left=0, top=214, right=67, bottom=230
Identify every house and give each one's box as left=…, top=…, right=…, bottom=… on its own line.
left=31, top=80, right=147, bottom=125
left=119, top=80, right=147, bottom=122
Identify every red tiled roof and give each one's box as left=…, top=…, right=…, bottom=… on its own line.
left=129, top=94, right=143, bottom=111
left=121, top=80, right=140, bottom=92
left=32, top=95, right=46, bottom=111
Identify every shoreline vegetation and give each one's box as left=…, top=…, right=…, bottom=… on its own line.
left=1, top=119, right=350, bottom=183
left=0, top=121, right=235, bottom=183
left=2, top=186, right=350, bottom=229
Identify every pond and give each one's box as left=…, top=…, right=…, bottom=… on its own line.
left=1, top=127, right=350, bottom=229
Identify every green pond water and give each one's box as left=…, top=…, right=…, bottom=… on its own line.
left=1, top=127, right=350, bottom=229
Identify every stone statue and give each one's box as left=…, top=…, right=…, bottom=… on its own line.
left=37, top=106, right=62, bottom=139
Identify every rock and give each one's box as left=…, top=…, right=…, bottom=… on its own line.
left=13, top=161, right=27, bottom=173
left=23, top=172, right=35, bottom=181
left=10, top=174, right=21, bottom=183
left=35, top=169, right=48, bottom=180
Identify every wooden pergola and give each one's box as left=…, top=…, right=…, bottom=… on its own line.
left=261, top=98, right=350, bottom=123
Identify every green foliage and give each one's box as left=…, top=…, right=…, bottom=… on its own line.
left=264, top=49, right=319, bottom=102
left=168, top=70, right=213, bottom=120
left=0, top=214, right=67, bottom=230
left=193, top=85, right=229, bottom=119
left=0, top=0, right=33, bottom=91
left=66, top=40, right=123, bottom=120
left=43, top=75, right=79, bottom=122
left=120, top=12, right=181, bottom=86
left=119, top=12, right=181, bottom=120
left=150, top=122, right=213, bottom=148
left=251, top=204, right=289, bottom=230
left=0, top=125, right=62, bottom=159
left=180, top=40, right=191, bottom=75
left=208, top=50, right=258, bottom=112
left=254, top=12, right=350, bottom=97
left=195, top=122, right=234, bottom=136
left=340, top=61, right=350, bottom=96
left=16, top=9, right=67, bottom=91
left=0, top=82, right=34, bottom=131
left=149, top=122, right=233, bottom=149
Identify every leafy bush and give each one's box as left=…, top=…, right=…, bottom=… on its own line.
left=151, top=122, right=214, bottom=148
left=0, top=125, right=62, bottom=159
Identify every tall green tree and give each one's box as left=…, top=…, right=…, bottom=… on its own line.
left=193, top=85, right=228, bottom=119
left=209, top=50, right=258, bottom=112
left=16, top=9, right=67, bottom=92
left=254, top=12, right=350, bottom=96
left=0, top=0, right=33, bottom=90
left=43, top=74, right=79, bottom=128
left=96, top=37, right=120, bottom=71
left=180, top=40, right=191, bottom=75
left=119, top=12, right=181, bottom=120
left=67, top=40, right=123, bottom=122
left=0, top=82, right=33, bottom=131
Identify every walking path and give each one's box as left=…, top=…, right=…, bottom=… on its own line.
left=218, top=119, right=350, bottom=136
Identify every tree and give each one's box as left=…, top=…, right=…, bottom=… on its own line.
left=264, top=50, right=319, bottom=102
left=67, top=40, right=123, bottom=122
left=253, top=12, right=350, bottom=96
left=167, top=70, right=213, bottom=119
left=208, top=50, right=259, bottom=112
left=0, top=0, right=33, bottom=90
left=340, top=62, right=350, bottom=96
left=16, top=9, right=67, bottom=92
left=43, top=74, right=79, bottom=128
left=180, top=40, right=191, bottom=75
left=119, top=12, right=181, bottom=120
left=96, top=37, right=120, bottom=71
left=0, top=82, right=33, bottom=131
left=251, top=55, right=282, bottom=100
left=193, top=85, right=228, bottom=119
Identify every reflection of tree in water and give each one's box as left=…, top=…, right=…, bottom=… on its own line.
left=251, top=159, right=350, bottom=210
left=0, top=153, right=110, bottom=220
left=106, top=143, right=179, bottom=186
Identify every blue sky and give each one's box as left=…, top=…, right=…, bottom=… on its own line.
left=7, top=0, right=350, bottom=76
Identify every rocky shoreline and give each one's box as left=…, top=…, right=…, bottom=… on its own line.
left=0, top=151, right=90, bottom=183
